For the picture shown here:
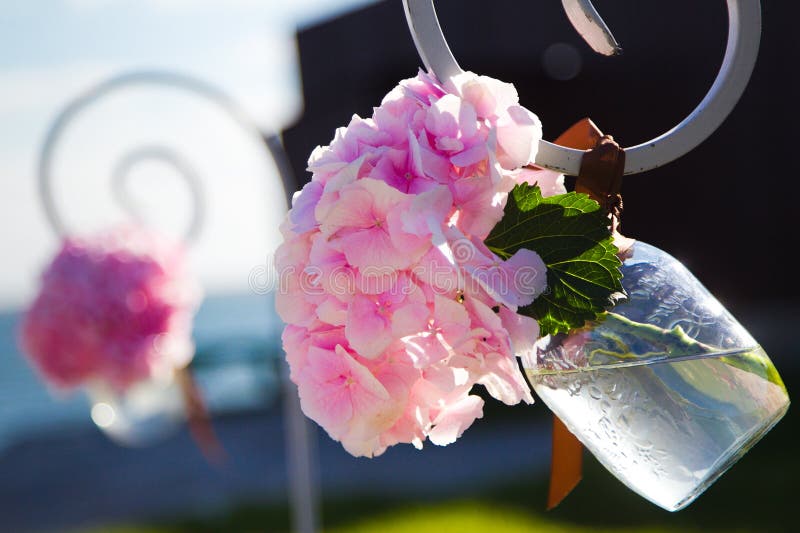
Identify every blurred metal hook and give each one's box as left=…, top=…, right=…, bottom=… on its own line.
left=110, top=145, right=206, bottom=244
left=37, top=70, right=298, bottom=244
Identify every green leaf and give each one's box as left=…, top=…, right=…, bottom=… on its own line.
left=485, top=182, right=624, bottom=335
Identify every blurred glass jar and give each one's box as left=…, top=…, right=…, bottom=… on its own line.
left=522, top=241, right=789, bottom=511
left=85, top=372, right=186, bottom=447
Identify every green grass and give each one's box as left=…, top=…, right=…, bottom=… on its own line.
left=87, top=494, right=747, bottom=533
left=87, top=412, right=796, bottom=533
left=324, top=501, right=713, bottom=533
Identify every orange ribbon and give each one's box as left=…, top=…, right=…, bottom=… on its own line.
left=539, top=118, right=626, bottom=510
left=177, top=367, right=226, bottom=464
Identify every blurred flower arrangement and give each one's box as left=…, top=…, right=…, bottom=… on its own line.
left=20, top=226, right=200, bottom=392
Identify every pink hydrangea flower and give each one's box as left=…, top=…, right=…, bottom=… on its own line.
left=278, top=70, right=558, bottom=457
left=19, top=226, right=200, bottom=392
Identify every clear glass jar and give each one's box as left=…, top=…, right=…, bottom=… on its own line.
left=522, top=241, right=789, bottom=511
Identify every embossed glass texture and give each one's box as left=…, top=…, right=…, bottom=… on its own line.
left=522, top=241, right=789, bottom=511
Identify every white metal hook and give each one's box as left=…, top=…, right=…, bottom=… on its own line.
left=403, top=0, right=761, bottom=176
left=561, top=0, right=622, bottom=56
left=110, top=145, right=206, bottom=243
left=37, top=70, right=283, bottom=244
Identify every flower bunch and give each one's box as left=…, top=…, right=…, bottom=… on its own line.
left=277, top=71, right=565, bottom=457
left=20, top=226, right=200, bottom=391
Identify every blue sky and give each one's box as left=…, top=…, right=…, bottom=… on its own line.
left=0, top=0, right=378, bottom=309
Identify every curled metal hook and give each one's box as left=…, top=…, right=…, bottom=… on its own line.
left=403, top=0, right=762, bottom=176
left=561, top=0, right=622, bottom=56
left=37, top=70, right=297, bottom=245
left=110, top=145, right=206, bottom=244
